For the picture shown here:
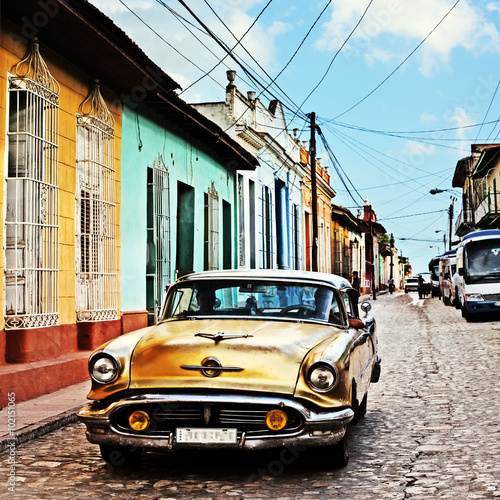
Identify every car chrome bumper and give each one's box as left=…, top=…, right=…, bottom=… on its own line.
left=78, top=393, right=354, bottom=451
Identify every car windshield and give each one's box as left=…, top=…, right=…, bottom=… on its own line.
left=465, top=239, right=500, bottom=276
left=160, top=280, right=345, bottom=325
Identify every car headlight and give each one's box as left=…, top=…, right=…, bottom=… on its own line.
left=465, top=293, right=484, bottom=302
left=307, top=362, right=338, bottom=393
left=89, top=352, right=122, bottom=384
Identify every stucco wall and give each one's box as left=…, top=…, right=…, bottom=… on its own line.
left=120, top=104, right=237, bottom=312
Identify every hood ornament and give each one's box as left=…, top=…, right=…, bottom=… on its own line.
left=181, top=357, right=243, bottom=377
left=195, top=332, right=253, bottom=342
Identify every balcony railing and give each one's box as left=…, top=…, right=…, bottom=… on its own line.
left=475, top=188, right=500, bottom=227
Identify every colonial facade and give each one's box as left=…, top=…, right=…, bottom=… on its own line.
left=192, top=72, right=304, bottom=271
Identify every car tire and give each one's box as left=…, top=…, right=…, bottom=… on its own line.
left=331, top=426, right=349, bottom=468
left=443, top=293, right=449, bottom=306
left=99, top=445, right=142, bottom=467
left=461, top=305, right=474, bottom=322
left=358, top=393, right=368, bottom=419
left=350, top=382, right=359, bottom=425
left=454, top=288, right=461, bottom=309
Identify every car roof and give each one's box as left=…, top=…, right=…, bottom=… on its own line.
left=174, top=269, right=353, bottom=291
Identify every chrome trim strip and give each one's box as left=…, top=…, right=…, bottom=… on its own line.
left=181, top=365, right=243, bottom=372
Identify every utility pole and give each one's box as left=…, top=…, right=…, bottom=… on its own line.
left=369, top=206, right=376, bottom=300
left=309, top=112, right=318, bottom=272
left=448, top=200, right=454, bottom=250
left=389, top=233, right=394, bottom=280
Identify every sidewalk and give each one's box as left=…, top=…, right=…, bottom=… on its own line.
left=0, top=381, right=90, bottom=452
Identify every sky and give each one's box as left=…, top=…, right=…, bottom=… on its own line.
left=89, top=0, right=500, bottom=274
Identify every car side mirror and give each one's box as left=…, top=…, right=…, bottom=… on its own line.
left=360, top=301, right=371, bottom=317
left=348, top=317, right=365, bottom=329
left=458, top=267, right=464, bottom=276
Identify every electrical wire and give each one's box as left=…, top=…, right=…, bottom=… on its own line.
left=117, top=0, right=225, bottom=91
left=380, top=209, right=448, bottom=221
left=299, top=0, right=375, bottom=110
left=334, top=0, right=462, bottom=120
left=179, top=0, right=274, bottom=96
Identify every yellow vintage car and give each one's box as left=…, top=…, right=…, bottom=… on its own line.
left=78, top=270, right=381, bottom=467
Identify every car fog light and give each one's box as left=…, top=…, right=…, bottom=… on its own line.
left=266, top=409, right=288, bottom=431
left=129, top=411, right=150, bottom=431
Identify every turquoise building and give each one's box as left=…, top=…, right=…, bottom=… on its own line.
left=120, top=91, right=257, bottom=328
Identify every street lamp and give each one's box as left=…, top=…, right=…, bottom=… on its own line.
left=435, top=230, right=446, bottom=252
left=429, top=190, right=457, bottom=250
left=429, top=188, right=460, bottom=195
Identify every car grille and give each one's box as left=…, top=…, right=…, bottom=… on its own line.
left=482, top=293, right=500, bottom=301
left=113, top=402, right=303, bottom=437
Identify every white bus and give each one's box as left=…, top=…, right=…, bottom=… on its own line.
left=439, top=249, right=457, bottom=307
left=456, top=229, right=500, bottom=321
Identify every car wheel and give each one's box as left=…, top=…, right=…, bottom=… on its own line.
left=350, top=382, right=359, bottom=425
left=358, top=393, right=368, bottom=419
left=454, top=288, right=461, bottom=309
left=331, top=426, right=349, bottom=468
left=99, top=445, right=142, bottom=467
left=461, top=305, right=474, bottom=322
left=443, top=293, right=449, bottom=306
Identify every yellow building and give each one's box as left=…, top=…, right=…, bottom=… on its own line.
left=300, top=147, right=336, bottom=273
left=0, top=1, right=124, bottom=406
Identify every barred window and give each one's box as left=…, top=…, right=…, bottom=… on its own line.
left=4, top=42, right=59, bottom=329
left=75, top=82, right=117, bottom=321
left=204, top=184, right=219, bottom=271
left=262, top=186, right=273, bottom=269
left=146, top=156, right=170, bottom=323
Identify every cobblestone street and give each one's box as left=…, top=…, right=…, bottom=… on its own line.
left=2, top=291, right=500, bottom=499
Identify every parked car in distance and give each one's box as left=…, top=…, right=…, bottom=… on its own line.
left=404, top=276, right=419, bottom=293
left=78, top=270, right=381, bottom=468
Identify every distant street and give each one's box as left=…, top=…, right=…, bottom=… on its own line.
left=2, top=291, right=500, bottom=500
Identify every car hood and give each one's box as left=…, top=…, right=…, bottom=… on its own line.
left=129, top=318, right=340, bottom=394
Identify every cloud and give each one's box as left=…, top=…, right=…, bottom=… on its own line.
left=319, top=0, right=500, bottom=76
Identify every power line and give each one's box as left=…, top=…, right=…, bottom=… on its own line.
left=316, top=126, right=365, bottom=205
left=179, top=0, right=274, bottom=96
left=334, top=0, right=462, bottom=119
left=117, top=0, right=225, bottom=91
left=299, top=0, right=374, bottom=110
left=381, top=209, right=448, bottom=221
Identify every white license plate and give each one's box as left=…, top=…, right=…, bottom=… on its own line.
left=495, top=302, right=500, bottom=306
left=176, top=428, right=237, bottom=444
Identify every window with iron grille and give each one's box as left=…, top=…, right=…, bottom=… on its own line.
left=75, top=83, right=117, bottom=321
left=292, top=204, right=300, bottom=270
left=4, top=43, right=59, bottom=329
left=238, top=175, right=245, bottom=267
left=262, top=186, right=273, bottom=269
left=204, top=184, right=219, bottom=271
left=146, top=156, right=170, bottom=323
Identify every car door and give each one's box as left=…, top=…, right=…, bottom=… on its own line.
left=343, top=290, right=375, bottom=398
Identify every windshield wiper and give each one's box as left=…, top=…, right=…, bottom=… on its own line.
left=195, top=332, right=253, bottom=342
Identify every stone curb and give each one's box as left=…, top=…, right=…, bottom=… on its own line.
left=0, top=405, right=84, bottom=453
